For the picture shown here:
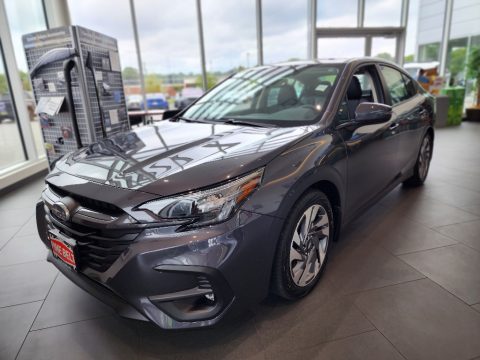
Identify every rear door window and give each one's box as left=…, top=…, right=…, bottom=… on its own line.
left=379, top=65, right=411, bottom=105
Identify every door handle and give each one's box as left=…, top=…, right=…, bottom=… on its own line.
left=389, top=122, right=400, bottom=130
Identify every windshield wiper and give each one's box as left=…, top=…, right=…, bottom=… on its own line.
left=171, top=116, right=208, bottom=124
left=217, top=118, right=267, bottom=127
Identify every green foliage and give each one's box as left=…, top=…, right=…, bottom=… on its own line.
left=404, top=54, right=414, bottom=63
left=122, top=67, right=140, bottom=81
left=420, top=43, right=440, bottom=62
left=375, top=52, right=394, bottom=62
left=466, top=47, right=480, bottom=105
left=0, top=74, right=7, bottom=94
left=195, top=73, right=217, bottom=90
left=19, top=71, right=31, bottom=91
left=144, top=74, right=163, bottom=93
left=467, top=47, right=480, bottom=81
left=448, top=47, right=467, bottom=78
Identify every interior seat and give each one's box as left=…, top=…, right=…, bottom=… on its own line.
left=277, top=84, right=298, bottom=107
left=346, top=76, right=366, bottom=119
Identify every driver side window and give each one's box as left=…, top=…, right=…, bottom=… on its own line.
left=334, top=65, right=382, bottom=125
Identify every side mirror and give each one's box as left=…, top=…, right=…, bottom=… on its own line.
left=162, top=109, right=181, bottom=120
left=355, top=102, right=392, bottom=124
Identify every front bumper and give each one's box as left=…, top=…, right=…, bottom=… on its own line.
left=36, top=198, right=282, bottom=329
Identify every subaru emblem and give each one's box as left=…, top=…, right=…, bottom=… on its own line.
left=52, top=201, right=70, bottom=222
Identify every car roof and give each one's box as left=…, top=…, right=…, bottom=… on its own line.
left=272, top=57, right=394, bottom=67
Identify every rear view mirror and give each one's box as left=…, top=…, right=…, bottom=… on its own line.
left=355, top=102, right=392, bottom=124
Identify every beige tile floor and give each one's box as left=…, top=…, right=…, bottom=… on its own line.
left=1, top=122, right=480, bottom=360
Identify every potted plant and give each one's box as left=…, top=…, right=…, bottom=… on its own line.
left=466, top=47, right=480, bottom=122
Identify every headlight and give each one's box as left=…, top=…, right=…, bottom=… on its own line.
left=137, top=168, right=264, bottom=227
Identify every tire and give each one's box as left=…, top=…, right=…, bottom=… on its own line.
left=271, top=190, right=333, bottom=300
left=403, top=133, right=433, bottom=187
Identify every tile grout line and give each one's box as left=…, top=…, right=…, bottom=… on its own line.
left=268, top=329, right=380, bottom=359
left=14, top=271, right=59, bottom=360
left=420, top=192, right=480, bottom=220
left=0, top=214, right=34, bottom=252
left=394, top=255, right=480, bottom=308
left=0, top=299, right=43, bottom=310
left=434, top=217, right=480, bottom=231
left=0, top=254, right=52, bottom=269
left=0, top=258, right=51, bottom=269
left=352, top=302, right=409, bottom=360
left=337, top=277, right=427, bottom=298
left=29, top=314, right=112, bottom=333
left=391, top=242, right=459, bottom=257
left=429, top=227, right=480, bottom=255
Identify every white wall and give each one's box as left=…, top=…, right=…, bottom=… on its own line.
left=417, top=0, right=480, bottom=45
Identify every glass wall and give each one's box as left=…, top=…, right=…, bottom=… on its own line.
left=318, top=38, right=365, bottom=58
left=372, top=37, right=397, bottom=61
left=68, top=0, right=142, bottom=111
left=418, top=43, right=440, bottom=62
left=317, top=0, right=358, bottom=27
left=0, top=44, right=26, bottom=171
left=404, top=0, right=419, bottom=63
left=136, top=0, right=201, bottom=109
left=202, top=0, right=256, bottom=86
left=364, top=0, right=402, bottom=27
left=4, top=0, right=46, bottom=158
left=263, top=0, right=308, bottom=64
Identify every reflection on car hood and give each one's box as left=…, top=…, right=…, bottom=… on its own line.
left=55, top=121, right=314, bottom=196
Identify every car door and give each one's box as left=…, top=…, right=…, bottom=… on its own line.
left=378, top=65, right=428, bottom=176
left=335, top=64, right=401, bottom=220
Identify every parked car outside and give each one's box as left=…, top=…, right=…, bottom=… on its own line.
left=127, top=93, right=169, bottom=111
left=174, top=87, right=204, bottom=110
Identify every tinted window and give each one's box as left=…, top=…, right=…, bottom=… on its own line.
left=402, top=73, right=417, bottom=98
left=183, top=64, right=343, bottom=126
left=380, top=66, right=411, bottom=105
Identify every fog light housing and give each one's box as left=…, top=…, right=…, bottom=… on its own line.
left=149, top=265, right=234, bottom=322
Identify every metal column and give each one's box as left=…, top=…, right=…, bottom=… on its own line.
left=307, top=0, right=317, bottom=59
left=357, top=0, right=365, bottom=27
left=42, top=0, right=71, bottom=28
left=396, top=0, right=409, bottom=65
left=365, top=36, right=372, bottom=56
left=439, top=0, right=454, bottom=76
left=255, top=0, right=263, bottom=65
left=129, top=0, right=147, bottom=111
left=196, top=0, right=208, bottom=91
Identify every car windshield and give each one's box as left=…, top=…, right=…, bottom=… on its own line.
left=182, top=64, right=343, bottom=126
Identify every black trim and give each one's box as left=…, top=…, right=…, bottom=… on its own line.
left=152, top=264, right=234, bottom=322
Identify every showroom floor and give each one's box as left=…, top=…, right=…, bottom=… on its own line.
left=1, top=123, right=480, bottom=360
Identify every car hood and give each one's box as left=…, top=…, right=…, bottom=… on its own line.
left=55, top=121, right=314, bottom=196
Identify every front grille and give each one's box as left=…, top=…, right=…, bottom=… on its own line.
left=50, top=216, right=140, bottom=272
left=48, top=184, right=123, bottom=216
left=45, top=184, right=140, bottom=272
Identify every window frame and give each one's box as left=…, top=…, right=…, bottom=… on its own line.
left=0, top=39, right=27, bottom=166
left=377, top=64, right=419, bottom=107
left=333, top=63, right=385, bottom=127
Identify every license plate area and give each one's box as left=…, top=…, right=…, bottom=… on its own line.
left=48, top=230, right=77, bottom=270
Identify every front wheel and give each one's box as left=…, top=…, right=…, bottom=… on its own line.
left=403, top=133, right=433, bottom=187
left=271, top=190, right=333, bottom=300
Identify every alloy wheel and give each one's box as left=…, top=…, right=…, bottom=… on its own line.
left=418, top=136, right=432, bottom=180
left=289, top=204, right=330, bottom=287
